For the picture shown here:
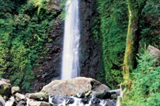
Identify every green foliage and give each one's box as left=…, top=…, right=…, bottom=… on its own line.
left=98, top=0, right=160, bottom=89
left=0, top=0, right=55, bottom=90
left=98, top=0, right=127, bottom=89
left=29, top=0, right=50, bottom=14
left=123, top=52, right=160, bottom=106
left=59, top=0, right=67, bottom=19
left=139, top=0, right=160, bottom=48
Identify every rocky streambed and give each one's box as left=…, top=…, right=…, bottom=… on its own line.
left=0, top=77, right=120, bottom=106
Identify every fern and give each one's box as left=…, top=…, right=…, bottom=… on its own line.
left=123, top=52, right=160, bottom=106
left=98, top=0, right=127, bottom=88
left=0, top=0, right=56, bottom=91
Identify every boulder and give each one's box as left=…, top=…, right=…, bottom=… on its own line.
left=148, top=45, right=160, bottom=66
left=0, top=79, right=11, bottom=97
left=148, top=45, right=160, bottom=58
left=41, top=77, right=110, bottom=96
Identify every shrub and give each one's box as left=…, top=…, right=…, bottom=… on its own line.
left=123, top=52, right=160, bottom=106
left=0, top=0, right=55, bottom=91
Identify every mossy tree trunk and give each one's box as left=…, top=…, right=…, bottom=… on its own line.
left=123, top=0, right=148, bottom=85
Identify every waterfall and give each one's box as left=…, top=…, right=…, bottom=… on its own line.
left=61, top=0, right=80, bottom=80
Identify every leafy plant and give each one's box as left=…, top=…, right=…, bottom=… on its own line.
left=98, top=0, right=127, bottom=88
left=0, top=0, right=56, bottom=91
left=123, top=52, right=160, bottom=106
left=139, top=0, right=160, bottom=49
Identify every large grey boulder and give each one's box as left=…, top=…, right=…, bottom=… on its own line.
left=148, top=45, right=160, bottom=58
left=41, top=77, right=110, bottom=96
left=148, top=45, right=160, bottom=66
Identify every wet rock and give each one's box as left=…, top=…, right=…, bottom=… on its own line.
left=109, top=89, right=121, bottom=99
left=49, top=95, right=69, bottom=105
left=49, top=95, right=116, bottom=106
left=75, top=93, right=85, bottom=98
left=42, top=77, right=109, bottom=96
left=66, top=97, right=74, bottom=105
left=91, top=98, right=100, bottom=104
left=91, top=89, right=121, bottom=99
left=16, top=100, right=26, bottom=106
left=79, top=0, right=104, bottom=82
left=81, top=98, right=89, bottom=104
left=107, top=100, right=116, bottom=106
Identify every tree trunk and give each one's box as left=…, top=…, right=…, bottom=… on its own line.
left=123, top=0, right=148, bottom=85
left=123, top=0, right=139, bottom=82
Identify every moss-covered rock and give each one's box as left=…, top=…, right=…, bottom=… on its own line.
left=26, top=92, right=48, bottom=101
left=0, top=79, right=11, bottom=98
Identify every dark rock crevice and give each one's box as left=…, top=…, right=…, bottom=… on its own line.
left=79, top=0, right=104, bottom=81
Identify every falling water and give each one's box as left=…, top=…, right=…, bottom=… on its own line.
left=61, top=0, right=80, bottom=79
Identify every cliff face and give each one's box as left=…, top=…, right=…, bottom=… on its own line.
left=79, top=0, right=103, bottom=80
left=32, top=0, right=104, bottom=91
left=31, top=0, right=64, bottom=91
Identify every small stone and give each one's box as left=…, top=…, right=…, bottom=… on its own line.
left=91, top=98, right=100, bottom=104
left=11, top=86, right=20, bottom=94
left=27, top=100, right=52, bottom=106
left=75, top=93, right=85, bottom=98
left=15, top=93, right=25, bottom=101
left=81, top=98, right=89, bottom=104
left=26, top=92, right=48, bottom=101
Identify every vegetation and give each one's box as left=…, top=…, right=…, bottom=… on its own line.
left=98, top=0, right=160, bottom=104
left=98, top=0, right=127, bottom=89
left=0, top=0, right=160, bottom=104
left=123, top=52, right=160, bottom=106
left=98, top=0, right=160, bottom=88
left=123, top=0, right=147, bottom=85
left=0, top=0, right=56, bottom=90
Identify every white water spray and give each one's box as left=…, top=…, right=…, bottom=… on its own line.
left=61, top=0, right=80, bottom=79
